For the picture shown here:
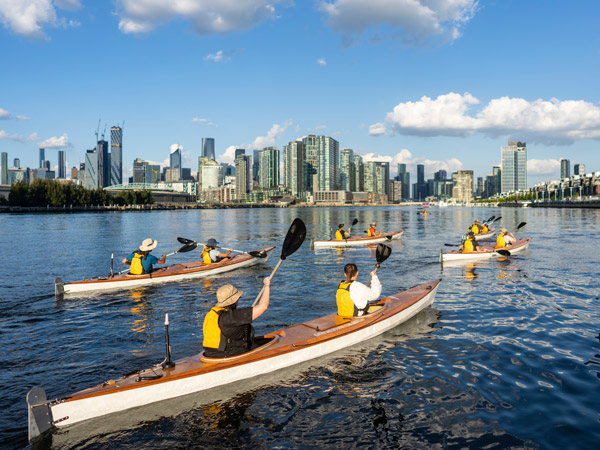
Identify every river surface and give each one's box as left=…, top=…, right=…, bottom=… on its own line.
left=1, top=206, right=599, bottom=449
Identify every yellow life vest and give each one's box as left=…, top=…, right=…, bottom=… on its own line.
left=130, top=252, right=145, bottom=275
left=368, top=227, right=376, bottom=237
left=495, top=234, right=506, bottom=248
left=481, top=225, right=488, bottom=233
left=202, top=248, right=213, bottom=265
left=471, top=224, right=480, bottom=235
left=202, top=307, right=228, bottom=352
left=335, top=230, right=345, bottom=240
left=464, top=238, right=475, bottom=252
left=336, top=281, right=357, bottom=317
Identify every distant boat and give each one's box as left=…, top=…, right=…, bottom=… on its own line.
left=421, top=202, right=430, bottom=208
left=438, top=200, right=448, bottom=207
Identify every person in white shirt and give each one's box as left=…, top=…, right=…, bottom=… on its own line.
left=336, top=263, right=382, bottom=317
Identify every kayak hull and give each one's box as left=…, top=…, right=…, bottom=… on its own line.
left=29, top=279, right=440, bottom=440
left=313, top=230, right=403, bottom=248
left=473, top=227, right=496, bottom=240
left=56, top=247, right=275, bottom=295
left=440, top=238, right=531, bottom=262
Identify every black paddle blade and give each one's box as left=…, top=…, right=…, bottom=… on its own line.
left=375, top=244, right=392, bottom=264
left=177, top=236, right=194, bottom=245
left=248, top=250, right=268, bottom=258
left=178, top=242, right=198, bottom=253
left=280, top=218, right=307, bottom=260
left=516, top=221, right=527, bottom=230
left=352, top=218, right=358, bottom=226
left=444, top=243, right=456, bottom=247
left=497, top=249, right=511, bottom=256
left=494, top=216, right=502, bottom=222
left=487, top=215, right=495, bottom=222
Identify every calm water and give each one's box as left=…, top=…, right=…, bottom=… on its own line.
left=1, top=206, right=599, bottom=449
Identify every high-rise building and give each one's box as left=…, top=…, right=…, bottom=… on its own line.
left=39, top=148, right=45, bottom=169
left=202, top=138, right=215, bottom=160
left=574, top=163, right=585, bottom=176
left=235, top=148, right=245, bottom=160
left=58, top=150, right=66, bottom=179
left=560, top=158, right=570, bottom=179
left=373, top=162, right=390, bottom=197
left=396, top=164, right=410, bottom=200
left=110, top=126, right=123, bottom=186
left=501, top=141, right=527, bottom=193
left=252, top=150, right=260, bottom=185
left=96, top=139, right=110, bottom=187
left=354, top=155, right=364, bottom=192
left=145, top=164, right=161, bottom=183
left=302, top=135, right=319, bottom=192
left=452, top=170, right=474, bottom=201
left=317, top=135, right=339, bottom=192
left=1, top=152, right=7, bottom=184
left=340, top=149, right=355, bottom=192
left=13, top=158, right=20, bottom=169
left=170, top=146, right=182, bottom=180
left=363, top=161, right=375, bottom=193
left=413, top=164, right=426, bottom=200
left=283, top=140, right=304, bottom=197
left=84, top=150, right=98, bottom=189
left=201, top=164, right=223, bottom=190
left=133, top=158, right=147, bottom=183
left=258, top=147, right=280, bottom=189
left=235, top=155, right=252, bottom=201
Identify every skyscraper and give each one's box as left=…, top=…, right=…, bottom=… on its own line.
left=574, top=163, right=585, bottom=176
left=110, top=126, right=123, bottom=185
left=39, top=148, right=45, bottom=169
left=170, top=147, right=182, bottom=179
left=283, top=140, right=304, bottom=197
left=84, top=150, right=98, bottom=189
left=397, top=164, right=410, bottom=200
left=414, top=164, right=426, bottom=200
left=133, top=158, right=146, bottom=183
left=1, top=152, right=7, bottom=184
left=58, top=150, right=66, bottom=179
left=235, top=148, right=245, bottom=160
left=373, top=162, right=390, bottom=196
left=452, top=170, right=474, bottom=201
left=354, top=155, right=364, bottom=192
left=97, top=139, right=110, bottom=187
left=302, top=135, right=318, bottom=192
left=317, top=135, right=339, bottom=191
left=235, top=155, right=252, bottom=201
left=340, top=149, right=355, bottom=192
left=560, top=158, right=570, bottom=179
left=258, top=147, right=280, bottom=189
left=202, top=138, right=215, bottom=160
left=14, top=158, right=20, bottom=168
left=501, top=141, right=527, bottom=193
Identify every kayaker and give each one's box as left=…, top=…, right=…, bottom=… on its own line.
left=480, top=222, right=489, bottom=234
left=202, top=277, right=271, bottom=358
left=495, top=227, right=515, bottom=248
left=335, top=223, right=350, bottom=240
left=202, top=238, right=233, bottom=264
left=368, top=222, right=381, bottom=237
left=122, top=238, right=167, bottom=275
left=336, top=263, right=382, bottom=317
left=460, top=231, right=481, bottom=253
left=470, top=220, right=481, bottom=235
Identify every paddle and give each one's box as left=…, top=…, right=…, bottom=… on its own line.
left=369, top=243, right=392, bottom=285
left=118, top=241, right=197, bottom=274
left=252, top=218, right=306, bottom=307
left=493, top=216, right=502, bottom=222
left=177, top=237, right=268, bottom=258
left=496, top=249, right=511, bottom=256
left=348, top=218, right=358, bottom=234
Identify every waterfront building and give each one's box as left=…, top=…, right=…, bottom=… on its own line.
left=197, top=157, right=218, bottom=190
left=132, top=157, right=147, bottom=183
left=202, top=138, right=215, bottom=160
left=316, top=135, right=339, bottom=192
left=145, top=164, right=161, bottom=184
left=452, top=170, right=474, bottom=202
left=201, top=164, right=223, bottom=190
left=38, top=148, right=45, bottom=169
left=221, top=163, right=235, bottom=177
left=373, top=161, right=390, bottom=197
left=353, top=155, right=364, bottom=192
left=1, top=152, right=7, bottom=184
left=302, top=135, right=319, bottom=192
left=252, top=150, right=260, bottom=186
left=340, top=149, right=355, bottom=192
left=390, top=180, right=403, bottom=202
left=258, top=147, right=280, bottom=189
left=96, top=139, right=110, bottom=188
left=110, top=126, right=123, bottom=186
left=170, top=147, right=182, bottom=180
left=363, top=161, right=375, bottom=193
left=84, top=150, right=99, bottom=189
left=501, top=141, right=527, bottom=193
left=574, top=163, right=585, bottom=176
left=283, top=140, right=304, bottom=197
left=396, top=164, right=410, bottom=200
left=58, top=150, right=66, bottom=179
left=235, top=155, right=252, bottom=201
left=71, top=167, right=78, bottom=180
left=560, top=158, right=570, bottom=179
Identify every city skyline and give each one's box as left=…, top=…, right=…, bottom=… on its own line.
left=1, top=1, right=599, bottom=187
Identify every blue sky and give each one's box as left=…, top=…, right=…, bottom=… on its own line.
left=1, top=0, right=599, bottom=187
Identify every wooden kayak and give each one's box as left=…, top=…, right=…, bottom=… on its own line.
left=28, top=279, right=440, bottom=441
left=440, top=238, right=531, bottom=262
left=313, top=230, right=403, bottom=248
left=55, top=247, right=275, bottom=296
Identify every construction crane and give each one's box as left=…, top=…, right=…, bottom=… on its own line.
left=94, top=118, right=101, bottom=142
left=102, top=123, right=107, bottom=141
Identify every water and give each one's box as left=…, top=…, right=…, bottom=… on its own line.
left=1, top=206, right=599, bottom=449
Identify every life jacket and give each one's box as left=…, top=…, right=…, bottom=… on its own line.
left=130, top=252, right=146, bottom=275
left=335, top=229, right=345, bottom=240
left=471, top=224, right=480, bottom=235
left=481, top=224, right=488, bottom=233
left=368, top=227, right=376, bottom=237
left=463, top=238, right=475, bottom=252
left=202, top=307, right=228, bottom=352
left=336, top=280, right=360, bottom=317
left=202, top=247, right=214, bottom=265
left=495, top=234, right=506, bottom=249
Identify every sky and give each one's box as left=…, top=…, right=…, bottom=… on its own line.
left=1, top=0, right=599, bottom=187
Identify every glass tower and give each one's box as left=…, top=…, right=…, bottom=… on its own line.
left=39, top=148, right=45, bottom=169
left=58, top=150, right=66, bottom=179
left=283, top=140, right=303, bottom=197
left=501, top=141, right=527, bottom=193
left=110, top=126, right=123, bottom=186
left=258, top=147, right=280, bottom=189
left=202, top=138, right=215, bottom=160
left=340, top=148, right=355, bottom=192
left=170, top=147, right=182, bottom=179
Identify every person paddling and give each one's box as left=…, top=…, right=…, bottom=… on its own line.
left=202, top=277, right=271, bottom=358
left=460, top=231, right=483, bottom=253
left=335, top=223, right=351, bottom=240
left=368, top=222, right=382, bottom=237
left=122, top=238, right=167, bottom=275
left=336, top=263, right=382, bottom=317
left=202, top=238, right=233, bottom=264
left=470, top=220, right=481, bottom=235
left=495, top=227, right=515, bottom=248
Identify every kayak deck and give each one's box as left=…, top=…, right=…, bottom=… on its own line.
left=313, top=230, right=403, bottom=248
left=440, top=238, right=531, bottom=262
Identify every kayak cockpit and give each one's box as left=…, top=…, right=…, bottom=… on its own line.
left=198, top=333, right=281, bottom=363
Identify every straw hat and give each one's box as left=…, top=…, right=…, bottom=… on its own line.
left=215, top=284, right=243, bottom=307
left=370, top=222, right=376, bottom=227
left=139, top=238, right=157, bottom=252
left=500, top=227, right=508, bottom=233
left=474, top=220, right=480, bottom=224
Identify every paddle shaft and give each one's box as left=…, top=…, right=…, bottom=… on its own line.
left=252, top=258, right=283, bottom=307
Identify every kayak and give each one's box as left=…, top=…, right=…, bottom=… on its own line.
left=55, top=247, right=275, bottom=296
left=313, top=230, right=403, bottom=248
left=440, top=238, right=531, bottom=262
left=28, top=279, right=440, bottom=441
left=473, top=227, right=496, bottom=240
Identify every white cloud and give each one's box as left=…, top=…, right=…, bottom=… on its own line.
left=27, top=132, right=39, bottom=141
left=16, top=115, right=30, bottom=120
left=528, top=158, right=560, bottom=175
left=117, top=0, right=280, bottom=35
left=0, top=108, right=10, bottom=119
left=361, top=148, right=462, bottom=176
left=319, top=0, right=478, bottom=45
left=204, top=49, right=239, bottom=62
left=193, top=117, right=217, bottom=127
left=0, top=0, right=80, bottom=38
left=317, top=58, right=327, bottom=66
left=0, top=130, right=21, bottom=141
left=368, top=122, right=386, bottom=136
left=374, top=92, right=600, bottom=144
left=38, top=133, right=70, bottom=148
left=314, top=125, right=327, bottom=130
left=251, top=119, right=293, bottom=149
left=218, top=145, right=238, bottom=165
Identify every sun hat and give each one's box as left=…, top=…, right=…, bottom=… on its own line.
left=474, top=219, right=480, bottom=223
left=139, top=238, right=157, bottom=252
left=370, top=222, right=376, bottom=226
left=500, top=227, right=508, bottom=233
left=215, top=284, right=243, bottom=307
left=206, top=238, right=219, bottom=247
